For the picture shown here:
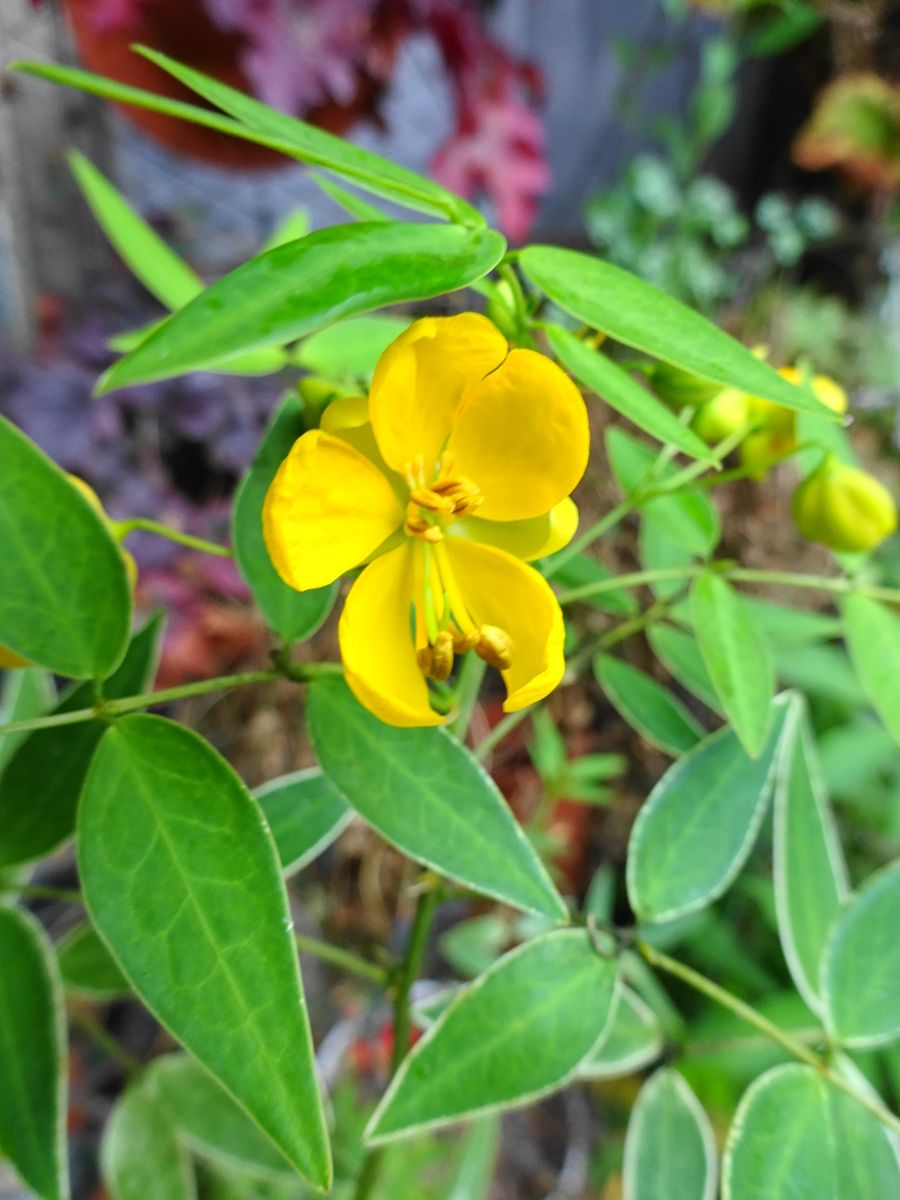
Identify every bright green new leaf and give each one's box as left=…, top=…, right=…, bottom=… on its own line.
left=520, top=246, right=835, bottom=418
left=595, top=654, right=705, bottom=756
left=98, top=221, right=504, bottom=393
left=308, top=678, right=567, bottom=920
left=294, top=315, right=410, bottom=382
left=110, top=319, right=289, bottom=376
left=57, top=921, right=130, bottom=1000
left=578, top=986, right=664, bottom=1079
left=101, top=1078, right=196, bottom=1200
left=822, top=860, right=900, bottom=1047
left=0, top=906, right=68, bottom=1200
left=254, top=768, right=352, bottom=876
left=365, top=930, right=618, bottom=1143
left=623, top=1070, right=716, bottom=1200
left=261, top=208, right=310, bottom=252
left=0, top=667, right=53, bottom=772
left=0, top=418, right=132, bottom=679
left=690, top=574, right=775, bottom=757
left=546, top=325, right=716, bottom=462
left=773, top=705, right=848, bottom=1014
left=627, top=696, right=794, bottom=921
left=843, top=593, right=900, bottom=747
left=722, top=1064, right=900, bottom=1199
left=68, top=151, right=202, bottom=310
left=647, top=623, right=722, bottom=712
left=0, top=614, right=164, bottom=868
left=232, top=392, right=337, bottom=644
left=78, top=715, right=331, bottom=1189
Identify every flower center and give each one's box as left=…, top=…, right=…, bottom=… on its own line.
left=402, top=452, right=483, bottom=543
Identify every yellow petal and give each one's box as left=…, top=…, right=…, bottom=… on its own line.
left=368, top=313, right=508, bottom=474
left=447, top=349, right=589, bottom=520
left=453, top=498, right=579, bottom=561
left=263, top=429, right=403, bottom=590
left=446, top=538, right=565, bottom=711
left=339, top=543, right=443, bottom=727
left=0, top=645, right=28, bottom=669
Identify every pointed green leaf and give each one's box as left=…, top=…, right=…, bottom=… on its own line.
left=255, top=768, right=351, bottom=876
left=101, top=1077, right=196, bottom=1200
left=823, top=860, right=900, bottom=1047
left=99, top=221, right=504, bottom=392
left=595, top=654, right=705, bottom=756
left=78, top=715, right=331, bottom=1189
left=261, top=208, right=310, bottom=252
left=843, top=594, right=900, bottom=747
left=0, top=418, right=132, bottom=678
left=647, top=623, right=722, bottom=712
left=0, top=614, right=164, bottom=867
left=232, top=392, right=337, bottom=644
left=627, top=696, right=794, bottom=921
left=308, top=678, right=567, bottom=920
left=623, top=1070, right=716, bottom=1200
left=520, top=247, right=834, bottom=418
left=366, top=930, right=618, bottom=1143
left=312, top=174, right=389, bottom=223
left=722, top=1064, right=900, bottom=1199
left=0, top=906, right=68, bottom=1200
left=577, top=986, right=664, bottom=1079
left=690, top=575, right=774, bottom=756
left=57, top=921, right=130, bottom=1000
left=773, top=706, right=848, bottom=1013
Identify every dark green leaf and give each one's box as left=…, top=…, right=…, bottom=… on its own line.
left=595, top=654, right=705, bottom=756
left=254, top=768, right=351, bottom=876
left=843, top=594, right=900, bottom=747
left=623, top=1070, right=716, bottom=1200
left=57, top=921, right=130, bottom=1000
left=78, top=715, right=331, bottom=1189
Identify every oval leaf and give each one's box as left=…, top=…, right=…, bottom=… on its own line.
left=627, top=695, right=794, bottom=921
left=99, top=222, right=505, bottom=392
left=521, top=247, right=833, bottom=418
left=255, top=767, right=351, bottom=876
left=308, top=678, right=567, bottom=920
left=365, top=930, right=618, bottom=1143
left=723, top=1064, right=900, bottom=1200
left=57, top=921, right=130, bottom=1001
left=102, top=1079, right=196, bottom=1200
left=843, top=594, right=900, bottom=747
left=78, top=715, right=331, bottom=1189
left=578, top=985, right=664, bottom=1079
left=822, top=860, right=900, bottom=1047
left=690, top=575, right=774, bottom=757
left=232, top=392, right=337, bottom=644
left=0, top=418, right=131, bottom=678
left=623, top=1070, right=716, bottom=1200
left=595, top=654, right=705, bottom=756
left=0, top=906, right=67, bottom=1200
left=773, top=706, right=848, bottom=1013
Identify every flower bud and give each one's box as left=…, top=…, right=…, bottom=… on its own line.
left=691, top=387, right=751, bottom=444
left=485, top=280, right=519, bottom=341
left=792, top=456, right=897, bottom=553
left=651, top=362, right=721, bottom=410
left=780, top=367, right=848, bottom=416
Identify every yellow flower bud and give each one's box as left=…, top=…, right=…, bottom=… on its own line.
left=691, top=387, right=751, bottom=444
left=792, top=456, right=897, bottom=553
left=651, top=362, right=721, bottom=410
left=68, top=475, right=138, bottom=586
left=780, top=367, right=848, bottom=416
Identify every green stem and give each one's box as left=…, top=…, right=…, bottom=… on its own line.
left=115, top=517, right=232, bottom=558
left=450, top=654, right=487, bottom=742
left=295, top=934, right=387, bottom=986
left=474, top=705, right=534, bottom=761
left=544, top=499, right=634, bottom=578
left=596, top=600, right=669, bottom=652
left=639, top=942, right=900, bottom=1138
left=1, top=883, right=83, bottom=904
left=559, top=566, right=704, bottom=605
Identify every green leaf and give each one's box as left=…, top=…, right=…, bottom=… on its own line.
left=647, top=623, right=722, bottom=712
left=254, top=768, right=351, bottom=876
left=773, top=704, right=848, bottom=1014
left=0, top=614, right=164, bottom=868
left=99, top=221, right=504, bottom=393
left=149, top=1055, right=296, bottom=1179
left=312, top=174, right=389, bottom=223
left=0, top=418, right=132, bottom=678
left=232, top=392, right=337, bottom=644
left=365, top=930, right=618, bottom=1143
left=101, top=1078, right=196, bottom=1200
left=261, top=209, right=310, bottom=252
left=577, top=986, right=664, bottom=1079
left=68, top=151, right=202, bottom=310
left=623, top=1070, right=716, bottom=1200
left=722, top=1064, right=900, bottom=1199
left=520, top=246, right=834, bottom=418
left=822, top=860, right=900, bottom=1047
left=627, top=696, right=794, bottom=921
left=295, top=315, right=410, bottom=382
left=739, top=596, right=841, bottom=650
left=775, top=643, right=867, bottom=707
left=543, top=552, right=638, bottom=616
left=57, top=920, right=130, bottom=1000
left=843, top=594, right=900, bottom=747
left=0, top=667, right=53, bottom=772
left=442, top=1117, right=500, bottom=1200
left=595, top=654, right=705, bottom=756
left=690, top=575, right=775, bottom=757
left=545, top=325, right=716, bottom=462
left=78, top=715, right=331, bottom=1189
left=0, top=906, right=67, bottom=1200
left=308, top=678, right=567, bottom=920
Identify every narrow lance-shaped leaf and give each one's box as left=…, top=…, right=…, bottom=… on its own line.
left=647, top=623, right=722, bottom=712
left=98, top=221, right=505, bottom=393
left=78, top=715, right=331, bottom=1189
left=520, top=246, right=835, bottom=418
left=843, top=593, right=900, bottom=748
left=595, top=653, right=705, bottom=757
left=101, top=1078, right=196, bottom=1200
left=623, top=1070, right=717, bottom=1200
left=0, top=906, right=68, bottom=1200
left=0, top=418, right=131, bottom=679
left=366, top=930, right=619, bottom=1144
left=308, top=678, right=567, bottom=920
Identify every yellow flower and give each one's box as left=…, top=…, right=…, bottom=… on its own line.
left=740, top=367, right=847, bottom=479
left=263, top=313, right=589, bottom=727
left=792, top=455, right=897, bottom=553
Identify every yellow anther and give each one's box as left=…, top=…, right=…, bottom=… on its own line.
left=475, top=624, right=515, bottom=670
left=452, top=628, right=480, bottom=653
left=416, top=631, right=455, bottom=681
left=410, top=486, right=456, bottom=514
